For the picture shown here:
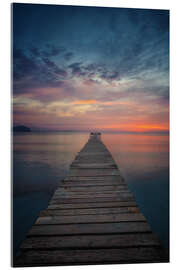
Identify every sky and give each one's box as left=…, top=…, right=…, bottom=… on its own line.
left=12, top=3, right=169, bottom=133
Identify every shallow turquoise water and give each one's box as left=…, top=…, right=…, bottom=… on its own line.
left=13, top=132, right=169, bottom=255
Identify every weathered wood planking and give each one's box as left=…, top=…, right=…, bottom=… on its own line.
left=60, top=177, right=125, bottom=186
left=14, top=132, right=168, bottom=267
left=68, top=168, right=121, bottom=176
left=61, top=175, right=125, bottom=181
left=21, top=233, right=161, bottom=250
left=47, top=201, right=138, bottom=210
left=35, top=213, right=146, bottom=225
left=28, top=222, right=152, bottom=236
left=52, top=190, right=133, bottom=198
left=49, top=196, right=136, bottom=204
left=40, top=206, right=140, bottom=216
left=15, top=247, right=168, bottom=266
left=58, top=185, right=129, bottom=192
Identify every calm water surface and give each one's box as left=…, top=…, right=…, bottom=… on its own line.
left=13, top=132, right=169, bottom=255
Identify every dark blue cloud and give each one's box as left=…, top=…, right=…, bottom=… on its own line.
left=42, top=44, right=66, bottom=57
left=100, top=71, right=119, bottom=81
left=30, top=47, right=41, bottom=57
left=64, top=52, right=74, bottom=61
left=13, top=48, right=65, bottom=92
left=13, top=48, right=39, bottom=78
left=13, top=3, right=169, bottom=99
left=68, top=62, right=83, bottom=76
left=42, top=58, right=67, bottom=76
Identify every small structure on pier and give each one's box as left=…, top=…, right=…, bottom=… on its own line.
left=14, top=133, right=168, bottom=267
left=90, top=132, right=101, bottom=140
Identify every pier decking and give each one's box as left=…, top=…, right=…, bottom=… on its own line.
left=14, top=133, right=168, bottom=266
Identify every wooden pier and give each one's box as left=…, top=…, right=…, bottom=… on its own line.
left=14, top=133, right=168, bottom=266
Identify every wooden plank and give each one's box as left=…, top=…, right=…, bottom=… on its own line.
left=14, top=247, right=168, bottom=266
left=60, top=184, right=123, bottom=188
left=55, top=185, right=129, bottom=191
left=54, top=188, right=130, bottom=194
left=47, top=201, right=138, bottom=210
left=71, top=164, right=117, bottom=169
left=71, top=161, right=117, bottom=165
left=28, top=222, right=152, bottom=236
left=49, top=196, right=135, bottom=204
left=80, top=148, right=108, bottom=151
left=52, top=193, right=132, bottom=199
left=72, top=160, right=114, bottom=163
left=74, top=159, right=114, bottom=164
left=68, top=168, right=120, bottom=176
left=61, top=182, right=125, bottom=187
left=52, top=191, right=133, bottom=199
left=60, top=181, right=125, bottom=187
left=20, top=233, right=161, bottom=250
left=35, top=213, right=146, bottom=225
left=63, top=175, right=125, bottom=181
left=40, top=207, right=140, bottom=216
left=79, top=152, right=109, bottom=155
left=74, top=158, right=114, bottom=162
left=77, top=153, right=112, bottom=157
left=52, top=191, right=133, bottom=197
left=60, top=175, right=125, bottom=183
left=58, top=185, right=129, bottom=192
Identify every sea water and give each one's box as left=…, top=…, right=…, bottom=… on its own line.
left=13, top=132, right=169, bottom=255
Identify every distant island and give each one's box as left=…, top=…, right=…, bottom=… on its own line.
left=13, top=125, right=31, bottom=132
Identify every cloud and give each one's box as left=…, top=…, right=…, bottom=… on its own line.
left=12, top=5, right=169, bottom=132
left=13, top=48, right=39, bottom=76
left=64, top=52, right=74, bottom=61
left=13, top=48, right=68, bottom=93
left=100, top=71, right=120, bottom=81
left=68, top=62, right=83, bottom=76
left=42, top=58, right=67, bottom=77
left=42, top=44, right=66, bottom=57
left=30, top=47, right=41, bottom=57
left=72, top=99, right=98, bottom=105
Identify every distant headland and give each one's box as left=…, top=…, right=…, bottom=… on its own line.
left=13, top=125, right=31, bottom=132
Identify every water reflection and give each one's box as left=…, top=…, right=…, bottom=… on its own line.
left=103, top=134, right=168, bottom=176
left=103, top=133, right=169, bottom=250
left=13, top=132, right=88, bottom=254
left=13, top=132, right=169, bottom=255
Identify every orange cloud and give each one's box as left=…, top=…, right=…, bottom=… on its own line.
left=135, top=124, right=169, bottom=131
left=103, top=101, right=131, bottom=106
left=103, top=123, right=169, bottom=132
left=72, top=99, right=98, bottom=105
left=71, top=100, right=132, bottom=107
